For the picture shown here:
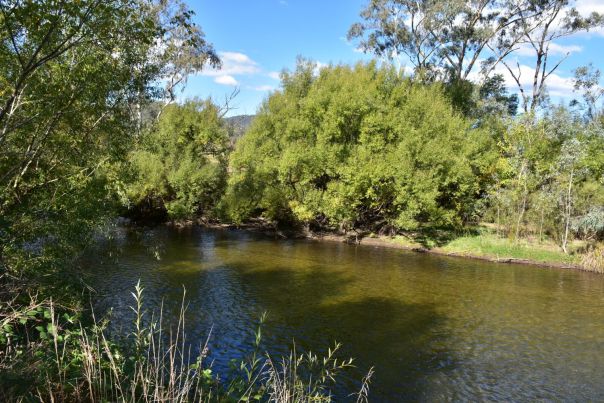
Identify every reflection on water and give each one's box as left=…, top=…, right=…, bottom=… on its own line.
left=85, top=226, right=604, bottom=401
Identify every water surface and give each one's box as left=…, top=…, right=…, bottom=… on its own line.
left=86, top=226, right=604, bottom=401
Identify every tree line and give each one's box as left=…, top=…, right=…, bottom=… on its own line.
left=2, top=0, right=603, bottom=286
left=123, top=2, right=604, bottom=256
left=136, top=61, right=602, bottom=256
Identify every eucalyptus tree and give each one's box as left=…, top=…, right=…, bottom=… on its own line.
left=349, top=0, right=604, bottom=114
left=347, top=0, right=445, bottom=79
left=147, top=0, right=220, bottom=119
left=499, top=0, right=604, bottom=113
left=572, top=64, right=603, bottom=120
left=348, top=0, right=528, bottom=82
left=556, top=137, right=586, bottom=252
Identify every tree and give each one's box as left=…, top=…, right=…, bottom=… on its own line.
left=349, top=0, right=604, bottom=114
left=500, top=0, right=604, bottom=113
left=572, top=63, right=603, bottom=120
left=348, top=0, right=529, bottom=82
left=0, top=0, right=218, bottom=276
left=477, top=74, right=519, bottom=117
left=573, top=208, right=604, bottom=241
left=126, top=100, right=230, bottom=220
left=556, top=137, right=586, bottom=253
left=347, top=0, right=444, bottom=79
left=224, top=62, right=497, bottom=231
left=148, top=0, right=220, bottom=114
left=494, top=114, right=555, bottom=239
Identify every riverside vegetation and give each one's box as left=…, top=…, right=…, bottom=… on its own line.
left=1, top=0, right=604, bottom=401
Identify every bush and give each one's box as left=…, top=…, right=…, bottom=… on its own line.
left=581, top=244, right=604, bottom=273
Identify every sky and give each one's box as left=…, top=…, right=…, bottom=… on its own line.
left=181, top=0, right=604, bottom=116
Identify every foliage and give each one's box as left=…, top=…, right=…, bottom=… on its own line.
left=572, top=63, right=604, bottom=120
left=347, top=0, right=519, bottom=81
left=488, top=107, right=604, bottom=251
left=581, top=244, right=604, bottom=273
left=0, top=0, right=217, bottom=279
left=573, top=208, right=604, bottom=241
left=499, top=0, right=604, bottom=113
left=125, top=100, right=230, bottom=220
left=223, top=61, right=497, bottom=231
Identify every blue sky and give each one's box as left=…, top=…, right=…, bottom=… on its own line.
left=182, top=0, right=604, bottom=116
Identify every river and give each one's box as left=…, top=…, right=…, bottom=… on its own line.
left=85, top=226, right=604, bottom=401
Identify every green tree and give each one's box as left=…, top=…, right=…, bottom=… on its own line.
left=0, top=0, right=217, bottom=278
left=349, top=0, right=603, bottom=114
left=572, top=63, right=604, bottom=120
left=126, top=100, right=230, bottom=220
left=348, top=0, right=527, bottom=82
left=500, top=0, right=604, bottom=113
left=488, top=107, right=604, bottom=251
left=224, top=61, right=497, bottom=232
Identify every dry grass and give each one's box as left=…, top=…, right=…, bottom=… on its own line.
left=581, top=245, right=604, bottom=274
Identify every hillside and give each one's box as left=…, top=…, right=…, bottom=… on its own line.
left=225, top=114, right=255, bottom=141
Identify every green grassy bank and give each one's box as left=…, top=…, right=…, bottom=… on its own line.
left=360, top=225, right=600, bottom=271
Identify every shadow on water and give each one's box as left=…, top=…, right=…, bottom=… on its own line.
left=84, top=226, right=604, bottom=401
left=228, top=264, right=454, bottom=401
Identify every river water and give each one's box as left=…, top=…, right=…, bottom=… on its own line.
left=86, top=226, right=604, bottom=401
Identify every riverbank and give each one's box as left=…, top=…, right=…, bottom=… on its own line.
left=308, top=231, right=583, bottom=270
left=183, top=220, right=598, bottom=272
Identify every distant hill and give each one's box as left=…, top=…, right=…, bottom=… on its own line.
left=225, top=114, right=255, bottom=141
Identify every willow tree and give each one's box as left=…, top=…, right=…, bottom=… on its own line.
left=126, top=100, right=230, bottom=220
left=224, top=61, right=497, bottom=232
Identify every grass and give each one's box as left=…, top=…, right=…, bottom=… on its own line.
left=440, top=233, right=579, bottom=265
left=390, top=226, right=583, bottom=267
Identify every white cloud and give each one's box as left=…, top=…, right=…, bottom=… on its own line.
left=313, top=61, right=329, bottom=75
left=201, top=51, right=260, bottom=77
left=546, top=74, right=576, bottom=97
left=549, top=43, right=583, bottom=55
left=575, top=0, right=604, bottom=15
left=566, top=1, right=604, bottom=37
left=402, top=65, right=415, bottom=76
left=268, top=71, right=281, bottom=80
left=214, top=75, right=238, bottom=86
left=493, top=62, right=575, bottom=98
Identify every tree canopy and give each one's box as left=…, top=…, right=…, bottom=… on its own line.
left=223, top=61, right=497, bottom=231
left=0, top=0, right=218, bottom=276
left=125, top=100, right=230, bottom=220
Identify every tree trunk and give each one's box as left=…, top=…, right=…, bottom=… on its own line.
left=561, top=168, right=574, bottom=254
left=539, top=208, right=544, bottom=243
